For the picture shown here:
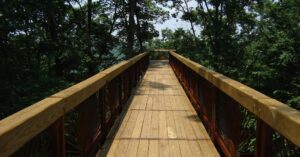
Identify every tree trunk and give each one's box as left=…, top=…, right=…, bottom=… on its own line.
left=87, top=0, right=95, bottom=75
left=183, top=0, right=198, bottom=49
left=87, top=0, right=92, bottom=55
left=45, top=1, right=62, bottom=76
left=213, top=1, right=222, bottom=70
left=126, top=0, right=136, bottom=58
left=135, top=9, right=144, bottom=52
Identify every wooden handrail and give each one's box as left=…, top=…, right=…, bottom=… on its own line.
left=169, top=51, right=300, bottom=148
left=51, top=52, right=148, bottom=113
left=150, top=49, right=172, bottom=60
left=0, top=52, right=149, bottom=157
left=152, top=49, right=176, bottom=52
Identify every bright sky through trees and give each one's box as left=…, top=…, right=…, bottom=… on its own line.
left=154, top=0, right=200, bottom=38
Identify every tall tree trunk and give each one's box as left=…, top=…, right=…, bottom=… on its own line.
left=183, top=0, right=198, bottom=49
left=183, top=0, right=196, bottom=40
left=213, top=1, right=222, bottom=70
left=87, top=0, right=92, bottom=55
left=135, top=8, right=144, bottom=52
left=45, top=0, right=62, bottom=76
left=86, top=0, right=95, bottom=75
left=202, top=0, right=222, bottom=70
left=126, top=0, right=136, bottom=58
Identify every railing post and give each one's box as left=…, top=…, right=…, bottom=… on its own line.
left=118, top=76, right=123, bottom=113
left=77, top=94, right=98, bottom=155
left=120, top=73, right=127, bottom=104
left=210, top=86, right=217, bottom=142
left=255, top=119, right=273, bottom=157
left=100, top=88, right=107, bottom=135
left=49, top=117, right=65, bottom=157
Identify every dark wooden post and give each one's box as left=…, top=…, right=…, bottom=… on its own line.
left=100, top=88, right=107, bottom=135
left=78, top=95, right=98, bottom=155
left=210, top=86, right=217, bottom=142
left=49, top=117, right=65, bottom=157
left=255, top=119, right=273, bottom=157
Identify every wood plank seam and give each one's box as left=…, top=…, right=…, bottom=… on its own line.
left=100, top=60, right=220, bottom=157
left=134, top=94, right=185, bottom=96
left=106, top=137, right=211, bottom=141
left=130, top=109, right=191, bottom=111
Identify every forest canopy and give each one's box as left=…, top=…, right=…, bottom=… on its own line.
left=0, top=0, right=299, bottom=120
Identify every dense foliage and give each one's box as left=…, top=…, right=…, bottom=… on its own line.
left=0, top=0, right=166, bottom=119
left=0, top=0, right=299, bottom=156
left=147, top=0, right=300, bottom=110
left=146, top=0, right=300, bottom=155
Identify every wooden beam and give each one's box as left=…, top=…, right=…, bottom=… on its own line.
left=0, top=52, right=149, bottom=157
left=51, top=52, right=148, bottom=113
left=255, top=119, right=273, bottom=157
left=0, top=98, right=64, bottom=157
left=49, top=117, right=66, bottom=157
left=169, top=51, right=300, bottom=148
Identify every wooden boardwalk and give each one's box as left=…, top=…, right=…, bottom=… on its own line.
left=98, top=60, right=219, bottom=157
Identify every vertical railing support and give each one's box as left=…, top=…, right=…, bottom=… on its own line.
left=100, top=87, right=108, bottom=135
left=255, top=119, right=273, bottom=157
left=49, top=117, right=65, bottom=157
left=210, top=86, right=217, bottom=142
left=1, top=53, right=149, bottom=157
left=78, top=94, right=98, bottom=155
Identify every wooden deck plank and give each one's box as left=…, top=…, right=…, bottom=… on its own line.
left=111, top=109, right=132, bottom=139
left=169, top=140, right=182, bottom=157
left=189, top=141, right=204, bottom=157
left=178, top=140, right=193, bottom=157
left=106, top=140, right=120, bottom=157
left=146, top=95, right=153, bottom=110
left=159, top=140, right=170, bottom=157
left=100, top=60, right=220, bottom=157
left=159, top=111, right=167, bottom=138
left=166, top=111, right=177, bottom=139
left=125, top=139, right=139, bottom=157
left=187, top=110, right=211, bottom=139
left=121, top=110, right=139, bottom=138
left=198, top=140, right=219, bottom=157
left=137, top=140, right=149, bottom=157
left=164, top=96, right=172, bottom=110
left=150, top=111, right=159, bottom=138
left=141, top=111, right=152, bottom=138
left=114, top=140, right=130, bottom=157
left=181, top=111, right=196, bottom=139
left=132, top=110, right=146, bottom=138
left=148, top=140, right=159, bottom=157
left=173, top=111, right=185, bottom=138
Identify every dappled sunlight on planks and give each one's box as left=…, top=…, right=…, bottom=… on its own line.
left=98, top=60, right=219, bottom=157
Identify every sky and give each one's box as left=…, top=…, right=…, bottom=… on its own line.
left=153, top=0, right=199, bottom=38
left=154, top=18, right=193, bottom=36
left=75, top=0, right=199, bottom=38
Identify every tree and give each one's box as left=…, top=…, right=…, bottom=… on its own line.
left=0, top=0, right=165, bottom=119
left=170, top=0, right=198, bottom=46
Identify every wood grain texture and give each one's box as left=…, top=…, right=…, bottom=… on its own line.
left=0, top=53, right=149, bottom=157
left=101, top=60, right=219, bottom=157
left=52, top=52, right=149, bottom=113
left=170, top=51, right=300, bottom=147
left=0, top=98, right=64, bottom=157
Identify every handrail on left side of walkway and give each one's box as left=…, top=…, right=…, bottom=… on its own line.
left=0, top=53, right=149, bottom=157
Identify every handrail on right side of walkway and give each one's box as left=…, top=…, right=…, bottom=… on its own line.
left=169, top=51, right=300, bottom=157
